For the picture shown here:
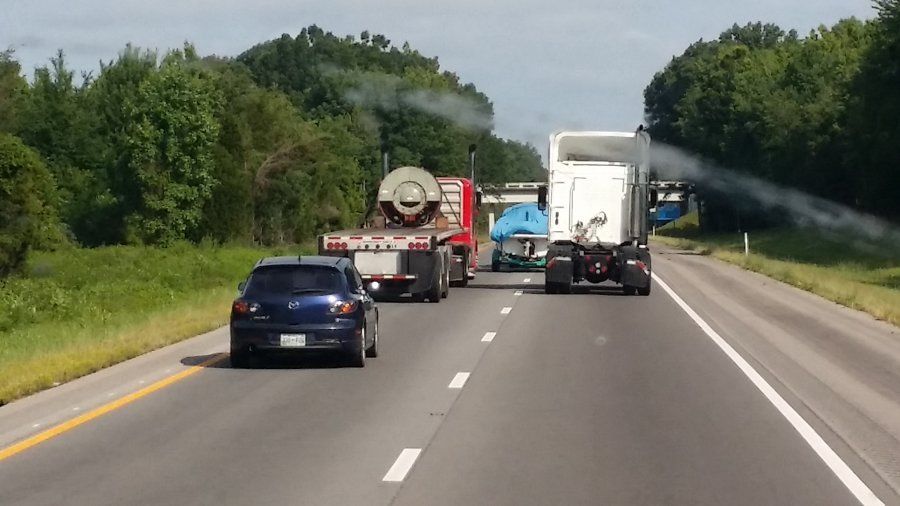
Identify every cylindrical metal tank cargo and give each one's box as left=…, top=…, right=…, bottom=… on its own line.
left=378, top=166, right=443, bottom=227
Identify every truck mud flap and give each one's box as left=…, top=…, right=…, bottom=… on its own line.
left=546, top=256, right=574, bottom=284
left=449, top=254, right=467, bottom=283
left=618, top=246, right=651, bottom=288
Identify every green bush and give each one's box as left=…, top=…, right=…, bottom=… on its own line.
left=0, top=133, right=59, bottom=276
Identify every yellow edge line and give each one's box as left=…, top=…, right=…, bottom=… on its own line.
left=0, top=353, right=227, bottom=462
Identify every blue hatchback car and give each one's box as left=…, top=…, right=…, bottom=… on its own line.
left=230, top=256, right=379, bottom=368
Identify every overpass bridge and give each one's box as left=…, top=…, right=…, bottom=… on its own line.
left=478, top=182, right=546, bottom=204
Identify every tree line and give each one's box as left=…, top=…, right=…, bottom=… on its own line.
left=644, top=0, right=899, bottom=231
left=0, top=25, right=544, bottom=275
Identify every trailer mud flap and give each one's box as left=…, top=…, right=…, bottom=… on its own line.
left=618, top=246, right=651, bottom=288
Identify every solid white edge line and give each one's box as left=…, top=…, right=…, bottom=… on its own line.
left=652, top=273, right=884, bottom=506
left=482, top=331, right=497, bottom=342
left=448, top=372, right=470, bottom=389
left=501, top=307, right=512, bottom=314
left=383, top=448, right=422, bottom=482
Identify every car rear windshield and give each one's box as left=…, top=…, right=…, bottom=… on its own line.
left=245, top=266, right=343, bottom=296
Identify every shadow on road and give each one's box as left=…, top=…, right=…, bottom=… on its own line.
left=466, top=283, right=634, bottom=296
left=181, top=352, right=353, bottom=370
left=466, top=283, right=538, bottom=290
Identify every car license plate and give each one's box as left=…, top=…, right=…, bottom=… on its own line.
left=280, top=333, right=306, bottom=347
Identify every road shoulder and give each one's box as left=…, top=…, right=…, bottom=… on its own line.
left=652, top=244, right=900, bottom=502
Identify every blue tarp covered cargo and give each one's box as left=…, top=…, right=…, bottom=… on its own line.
left=490, top=203, right=548, bottom=243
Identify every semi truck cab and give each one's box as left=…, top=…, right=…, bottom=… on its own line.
left=540, top=129, right=656, bottom=295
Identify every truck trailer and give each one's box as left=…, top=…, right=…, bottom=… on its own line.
left=318, top=152, right=479, bottom=302
left=539, top=128, right=658, bottom=295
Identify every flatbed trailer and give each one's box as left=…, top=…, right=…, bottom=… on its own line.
left=319, top=226, right=464, bottom=302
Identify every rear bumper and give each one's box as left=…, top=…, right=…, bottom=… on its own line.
left=230, top=320, right=360, bottom=352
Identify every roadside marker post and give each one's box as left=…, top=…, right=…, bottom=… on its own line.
left=744, top=232, right=749, bottom=256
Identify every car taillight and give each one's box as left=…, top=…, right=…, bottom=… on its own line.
left=233, top=300, right=250, bottom=314
left=329, top=300, right=358, bottom=314
left=232, top=300, right=260, bottom=315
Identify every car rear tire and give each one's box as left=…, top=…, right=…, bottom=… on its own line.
left=230, top=348, right=251, bottom=369
left=366, top=315, right=379, bottom=358
left=349, top=327, right=366, bottom=367
left=622, top=285, right=637, bottom=296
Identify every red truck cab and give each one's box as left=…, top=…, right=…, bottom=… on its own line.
left=437, top=177, right=479, bottom=285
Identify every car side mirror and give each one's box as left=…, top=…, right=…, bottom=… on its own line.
left=237, top=281, right=247, bottom=292
left=649, top=188, right=659, bottom=208
left=367, top=281, right=381, bottom=292
left=537, top=186, right=548, bottom=211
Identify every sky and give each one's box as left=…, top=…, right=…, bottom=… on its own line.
left=2, top=0, right=877, bottom=153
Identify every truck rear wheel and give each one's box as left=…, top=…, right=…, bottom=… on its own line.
left=637, top=281, right=651, bottom=296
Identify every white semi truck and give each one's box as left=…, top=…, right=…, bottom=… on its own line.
left=538, top=128, right=658, bottom=295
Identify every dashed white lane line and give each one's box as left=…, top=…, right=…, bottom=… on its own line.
left=523, top=278, right=531, bottom=283
left=31, top=424, right=40, bottom=429
left=501, top=307, right=512, bottom=315
left=653, top=273, right=884, bottom=506
left=448, top=372, right=470, bottom=389
left=383, top=448, right=422, bottom=482
left=514, top=290, right=523, bottom=296
left=481, top=332, right=496, bottom=342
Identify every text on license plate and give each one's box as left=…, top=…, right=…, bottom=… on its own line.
left=280, top=333, right=306, bottom=347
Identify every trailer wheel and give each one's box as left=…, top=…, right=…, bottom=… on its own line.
left=427, top=258, right=443, bottom=303
left=545, top=281, right=558, bottom=294
left=560, top=281, right=572, bottom=294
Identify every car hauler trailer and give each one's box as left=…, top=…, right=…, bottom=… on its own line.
left=539, top=127, right=658, bottom=295
left=319, top=149, right=479, bottom=302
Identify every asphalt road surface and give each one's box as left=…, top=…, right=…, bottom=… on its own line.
left=0, top=246, right=897, bottom=506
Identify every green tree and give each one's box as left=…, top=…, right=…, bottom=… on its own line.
left=846, top=0, right=900, bottom=217
left=0, top=51, right=26, bottom=134
left=122, top=59, right=221, bottom=244
left=0, top=133, right=59, bottom=276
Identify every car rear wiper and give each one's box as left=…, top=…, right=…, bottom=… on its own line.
left=291, top=288, right=328, bottom=294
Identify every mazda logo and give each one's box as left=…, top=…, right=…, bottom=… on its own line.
left=288, top=301, right=300, bottom=309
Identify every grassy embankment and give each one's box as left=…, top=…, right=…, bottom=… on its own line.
left=0, top=243, right=310, bottom=405
left=651, top=212, right=900, bottom=327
